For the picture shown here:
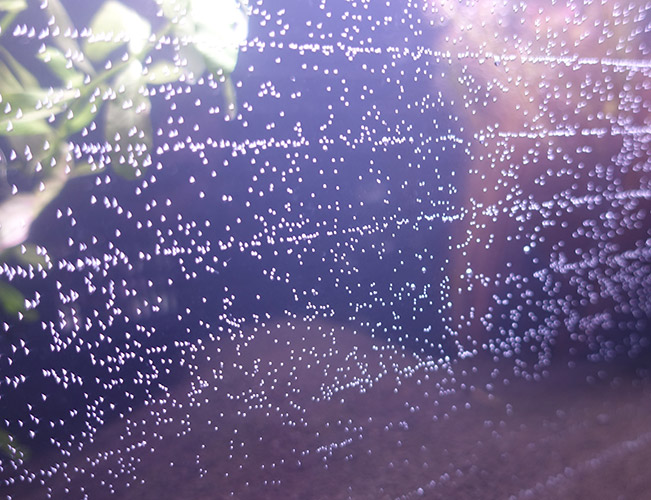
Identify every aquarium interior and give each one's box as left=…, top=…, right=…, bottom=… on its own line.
left=0, top=0, right=650, bottom=498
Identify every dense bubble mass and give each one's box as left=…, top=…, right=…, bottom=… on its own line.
left=0, top=0, right=650, bottom=498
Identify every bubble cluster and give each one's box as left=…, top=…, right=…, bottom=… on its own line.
left=0, top=0, right=649, bottom=498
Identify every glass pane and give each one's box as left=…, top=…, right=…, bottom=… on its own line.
left=0, top=0, right=649, bottom=498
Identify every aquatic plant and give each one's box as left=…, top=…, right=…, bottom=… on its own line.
left=0, top=428, right=29, bottom=463
left=0, top=0, right=248, bottom=316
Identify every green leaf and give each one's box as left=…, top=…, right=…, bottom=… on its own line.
left=157, top=0, right=189, bottom=20
left=222, top=75, right=237, bottom=119
left=194, top=33, right=239, bottom=75
left=0, top=0, right=26, bottom=13
left=6, top=243, right=47, bottom=267
left=0, top=88, right=75, bottom=136
left=165, top=0, right=248, bottom=76
left=0, top=148, right=67, bottom=254
left=0, top=88, right=63, bottom=136
left=0, top=428, right=30, bottom=462
left=38, top=46, right=84, bottom=87
left=0, top=1, right=24, bottom=39
left=143, top=60, right=182, bottom=85
left=187, top=0, right=248, bottom=74
left=63, top=96, right=100, bottom=135
left=42, top=0, right=95, bottom=75
left=84, top=1, right=152, bottom=62
left=73, top=160, right=105, bottom=177
left=0, top=192, right=40, bottom=252
left=0, top=110, right=53, bottom=136
left=5, top=134, right=47, bottom=170
left=1, top=88, right=61, bottom=110
left=42, top=0, right=76, bottom=43
left=176, top=43, right=205, bottom=82
left=105, top=60, right=152, bottom=179
left=0, top=60, right=21, bottom=91
left=0, top=280, right=25, bottom=316
left=0, top=47, right=39, bottom=88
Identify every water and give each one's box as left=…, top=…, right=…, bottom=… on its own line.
left=0, top=0, right=650, bottom=498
